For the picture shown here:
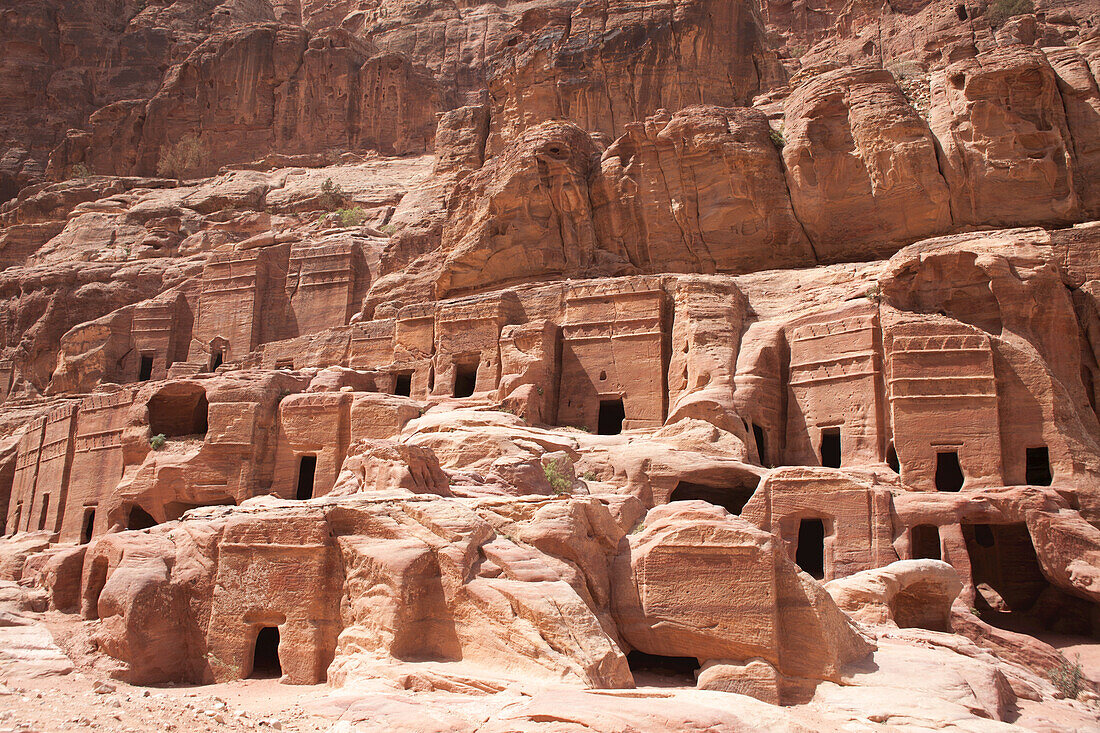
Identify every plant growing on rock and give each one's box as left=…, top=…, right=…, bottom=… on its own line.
left=336, top=207, right=366, bottom=227
left=543, top=459, right=573, bottom=495
left=986, top=0, right=1033, bottom=27
left=149, top=433, right=167, bottom=450
left=156, top=135, right=206, bottom=179
left=319, top=178, right=347, bottom=210
left=1049, top=655, right=1085, bottom=699
left=769, top=127, right=785, bottom=150
left=70, top=162, right=91, bottom=179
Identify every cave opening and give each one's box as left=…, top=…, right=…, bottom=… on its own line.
left=752, top=423, right=769, bottom=467
left=886, top=443, right=900, bottom=473
left=126, top=505, right=158, bottom=531
left=597, top=399, right=625, bottom=435
left=81, top=508, right=96, bottom=544
left=138, top=354, right=154, bottom=382
left=796, top=517, right=826, bottom=579
left=935, top=451, right=964, bottom=492
left=820, top=428, right=841, bottom=468
left=148, top=388, right=209, bottom=437
left=963, top=523, right=1094, bottom=636
left=626, top=650, right=700, bottom=687
left=910, top=524, right=941, bottom=560
left=296, top=455, right=317, bottom=500
left=669, top=479, right=759, bottom=515
left=250, top=626, right=282, bottom=678
left=453, top=361, right=478, bottom=398
left=1025, top=446, right=1052, bottom=486
left=394, top=372, right=412, bottom=397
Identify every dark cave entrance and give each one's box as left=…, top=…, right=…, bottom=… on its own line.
left=819, top=428, right=841, bottom=468
left=296, top=455, right=317, bottom=501
left=453, top=361, right=477, bottom=398
left=597, top=399, right=625, bottom=435
left=394, top=372, right=412, bottom=397
left=910, top=524, right=941, bottom=560
left=81, top=508, right=96, bottom=544
left=148, top=387, right=208, bottom=437
left=669, top=479, right=759, bottom=516
left=1025, top=446, right=1052, bottom=486
left=963, top=523, right=1095, bottom=636
left=126, top=505, right=158, bottom=530
left=796, top=517, right=826, bottom=579
left=138, top=354, right=154, bottom=382
left=250, top=626, right=282, bottom=678
left=935, top=451, right=964, bottom=492
left=752, top=423, right=769, bottom=467
left=626, top=650, right=700, bottom=687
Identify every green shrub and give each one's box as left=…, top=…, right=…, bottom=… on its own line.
left=543, top=459, right=573, bottom=495
left=1049, top=655, right=1085, bottom=699
left=769, top=128, right=785, bottom=150
left=70, top=162, right=91, bottom=179
left=336, top=206, right=366, bottom=227
left=986, top=0, right=1033, bottom=27
left=378, top=223, right=397, bottom=234
left=149, top=433, right=167, bottom=450
left=319, top=178, right=346, bottom=210
left=581, top=470, right=599, bottom=481
left=156, top=135, right=206, bottom=179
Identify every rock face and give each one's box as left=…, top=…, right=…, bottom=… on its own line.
left=782, top=66, right=952, bottom=261
left=2, top=0, right=1100, bottom=728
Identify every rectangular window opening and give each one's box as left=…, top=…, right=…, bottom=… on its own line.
left=1025, top=446, right=1052, bottom=486
left=910, top=524, right=941, bottom=560
left=38, top=494, right=50, bottom=531
left=453, top=362, right=478, bottom=398
left=394, top=372, right=412, bottom=397
left=81, top=507, right=96, bottom=544
left=597, top=399, right=625, bottom=435
left=796, top=517, right=826, bottom=579
left=820, top=428, right=841, bottom=468
left=935, top=451, right=964, bottom=492
left=138, top=354, right=154, bottom=382
left=752, top=423, right=769, bottom=467
left=296, top=455, right=317, bottom=500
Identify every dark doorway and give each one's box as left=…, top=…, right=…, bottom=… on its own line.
left=394, top=372, right=412, bottom=397
left=796, top=518, right=826, bottom=579
left=820, top=428, right=841, bottom=468
left=251, top=626, right=282, bottom=678
left=910, top=524, right=941, bottom=560
left=453, top=362, right=477, bottom=398
left=626, top=650, right=699, bottom=687
left=1025, top=446, right=1052, bottom=486
left=935, top=451, right=964, bottom=492
left=886, top=443, right=900, bottom=473
left=148, top=388, right=208, bottom=437
left=752, top=423, right=769, bottom=467
left=37, top=494, right=50, bottom=531
left=670, top=480, right=759, bottom=515
left=210, top=350, right=223, bottom=371
left=296, top=455, right=317, bottom=500
left=597, top=399, right=625, bottom=435
left=138, top=354, right=154, bottom=382
left=955, top=3, right=968, bottom=19
left=962, top=523, right=1093, bottom=635
left=127, top=505, right=157, bottom=530
left=81, top=508, right=96, bottom=544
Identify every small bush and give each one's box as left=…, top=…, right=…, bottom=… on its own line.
left=1049, top=655, right=1085, bottom=699
left=336, top=206, right=366, bottom=227
left=156, top=135, right=206, bottom=179
left=769, top=128, right=785, bottom=150
left=70, top=162, right=91, bottom=179
left=149, top=433, right=167, bottom=450
left=378, top=223, right=397, bottom=234
left=986, top=0, right=1033, bottom=27
left=319, top=178, right=346, bottom=210
left=543, top=459, right=573, bottom=495
left=581, top=470, right=599, bottom=481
